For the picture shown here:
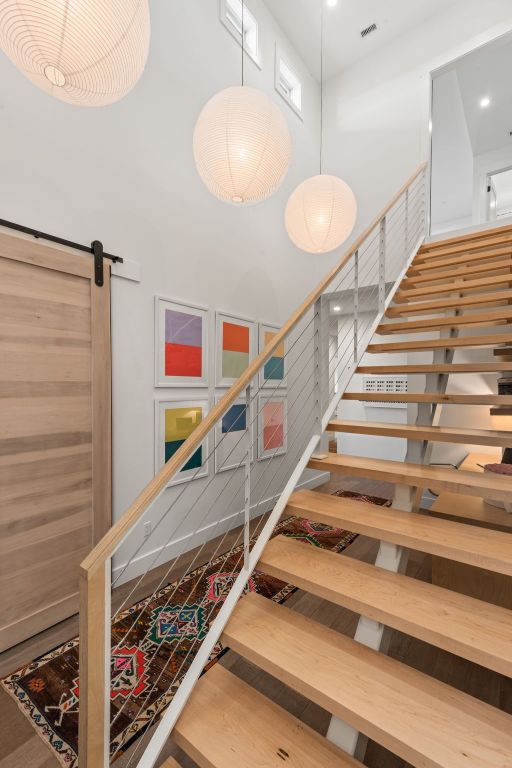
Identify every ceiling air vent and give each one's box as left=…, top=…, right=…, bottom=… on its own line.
left=360, top=23, right=377, bottom=38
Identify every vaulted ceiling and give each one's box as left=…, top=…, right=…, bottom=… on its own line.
left=264, top=0, right=463, bottom=80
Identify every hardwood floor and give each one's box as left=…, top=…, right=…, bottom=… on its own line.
left=1, top=475, right=511, bottom=768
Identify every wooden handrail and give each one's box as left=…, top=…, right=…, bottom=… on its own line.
left=81, top=162, right=427, bottom=576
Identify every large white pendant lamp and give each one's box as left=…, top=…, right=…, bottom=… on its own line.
left=286, top=174, right=357, bottom=253
left=285, top=1, right=356, bottom=253
left=0, top=1, right=150, bottom=107
left=193, top=3, right=291, bottom=204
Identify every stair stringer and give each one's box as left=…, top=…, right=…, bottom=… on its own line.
left=326, top=301, right=463, bottom=760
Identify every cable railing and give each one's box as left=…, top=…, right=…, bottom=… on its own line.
left=78, top=162, right=428, bottom=768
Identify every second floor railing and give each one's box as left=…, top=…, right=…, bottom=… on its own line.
left=78, top=161, right=428, bottom=768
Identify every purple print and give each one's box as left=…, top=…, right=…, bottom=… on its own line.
left=165, top=309, right=202, bottom=347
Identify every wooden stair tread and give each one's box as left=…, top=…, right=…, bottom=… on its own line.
left=386, top=289, right=512, bottom=316
left=404, top=257, right=512, bottom=286
left=418, top=226, right=512, bottom=256
left=223, top=593, right=512, bottom=768
left=410, top=245, right=512, bottom=272
left=377, top=308, right=512, bottom=334
left=259, top=535, right=512, bottom=676
left=395, top=273, right=512, bottom=301
left=173, top=664, right=359, bottom=768
left=343, top=393, right=512, bottom=406
left=327, top=419, right=512, bottom=447
left=286, top=489, right=512, bottom=575
left=357, top=363, right=512, bottom=374
left=367, top=332, right=512, bottom=352
left=307, top=453, right=512, bottom=502
left=161, top=760, right=181, bottom=768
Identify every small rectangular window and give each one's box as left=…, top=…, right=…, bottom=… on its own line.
left=220, top=0, right=260, bottom=68
left=275, top=47, right=302, bottom=118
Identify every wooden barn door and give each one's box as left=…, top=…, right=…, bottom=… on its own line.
left=0, top=230, right=111, bottom=651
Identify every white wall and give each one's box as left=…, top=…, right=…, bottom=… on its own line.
left=0, top=0, right=328, bottom=581
left=323, top=0, right=512, bottom=247
left=430, top=69, right=474, bottom=235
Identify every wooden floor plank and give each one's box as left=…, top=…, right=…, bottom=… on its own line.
left=223, top=593, right=512, bottom=768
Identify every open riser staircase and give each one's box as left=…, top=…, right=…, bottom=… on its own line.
left=79, top=165, right=512, bottom=768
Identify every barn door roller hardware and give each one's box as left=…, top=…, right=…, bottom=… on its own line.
left=0, top=216, right=123, bottom=287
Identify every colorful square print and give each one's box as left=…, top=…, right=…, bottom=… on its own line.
left=216, top=312, right=255, bottom=386
left=259, top=322, right=286, bottom=387
left=155, top=398, right=209, bottom=485
left=155, top=297, right=208, bottom=387
left=258, top=394, right=287, bottom=460
left=214, top=397, right=254, bottom=473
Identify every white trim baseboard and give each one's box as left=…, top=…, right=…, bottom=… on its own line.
left=112, top=472, right=330, bottom=585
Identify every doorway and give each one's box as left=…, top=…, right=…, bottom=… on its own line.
left=488, top=167, right=512, bottom=222
left=0, top=229, right=112, bottom=651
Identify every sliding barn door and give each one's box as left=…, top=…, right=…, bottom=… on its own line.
left=0, top=230, right=111, bottom=651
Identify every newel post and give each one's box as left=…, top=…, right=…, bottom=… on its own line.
left=79, top=558, right=111, bottom=768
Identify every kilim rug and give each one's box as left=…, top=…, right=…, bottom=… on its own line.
left=2, top=491, right=390, bottom=767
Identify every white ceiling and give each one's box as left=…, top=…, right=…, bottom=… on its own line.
left=263, top=0, right=462, bottom=80
left=454, top=36, right=512, bottom=156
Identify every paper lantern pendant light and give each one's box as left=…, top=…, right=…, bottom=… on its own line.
left=285, top=174, right=357, bottom=254
left=0, top=0, right=151, bottom=107
left=193, top=85, right=292, bottom=204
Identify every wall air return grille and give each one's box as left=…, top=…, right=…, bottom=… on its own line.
left=363, top=375, right=408, bottom=408
left=360, top=23, right=377, bottom=38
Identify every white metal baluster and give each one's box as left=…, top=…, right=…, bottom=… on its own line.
left=379, top=214, right=386, bottom=312
left=353, top=249, right=359, bottom=364
left=404, top=187, right=409, bottom=257
left=313, top=297, right=329, bottom=454
left=244, top=382, right=252, bottom=569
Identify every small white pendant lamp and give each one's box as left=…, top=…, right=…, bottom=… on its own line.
left=0, top=0, right=151, bottom=107
left=193, top=2, right=291, bottom=204
left=285, top=1, right=356, bottom=253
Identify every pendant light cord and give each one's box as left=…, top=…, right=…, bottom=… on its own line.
left=320, top=0, right=324, bottom=175
left=241, top=0, right=245, bottom=86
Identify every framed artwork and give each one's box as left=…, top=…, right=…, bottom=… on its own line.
left=155, top=297, right=208, bottom=387
left=259, top=322, right=286, bottom=388
left=214, top=397, right=253, bottom=473
left=257, top=394, right=287, bottom=460
left=215, top=312, right=256, bottom=387
left=154, top=398, right=210, bottom=486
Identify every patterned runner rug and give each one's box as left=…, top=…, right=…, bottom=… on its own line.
left=2, top=491, right=390, bottom=766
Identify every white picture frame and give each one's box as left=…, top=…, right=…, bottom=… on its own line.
left=257, top=393, right=287, bottom=460
left=214, top=396, right=254, bottom=473
left=154, top=397, right=210, bottom=486
left=155, top=296, right=209, bottom=387
left=259, top=322, right=286, bottom=388
left=215, top=311, right=256, bottom=387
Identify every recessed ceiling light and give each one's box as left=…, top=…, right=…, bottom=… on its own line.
left=327, top=0, right=338, bottom=7
left=480, top=96, right=491, bottom=108
left=333, top=305, right=342, bottom=312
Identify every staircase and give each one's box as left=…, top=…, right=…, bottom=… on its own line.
left=164, top=224, right=512, bottom=768
left=78, top=169, right=512, bottom=768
